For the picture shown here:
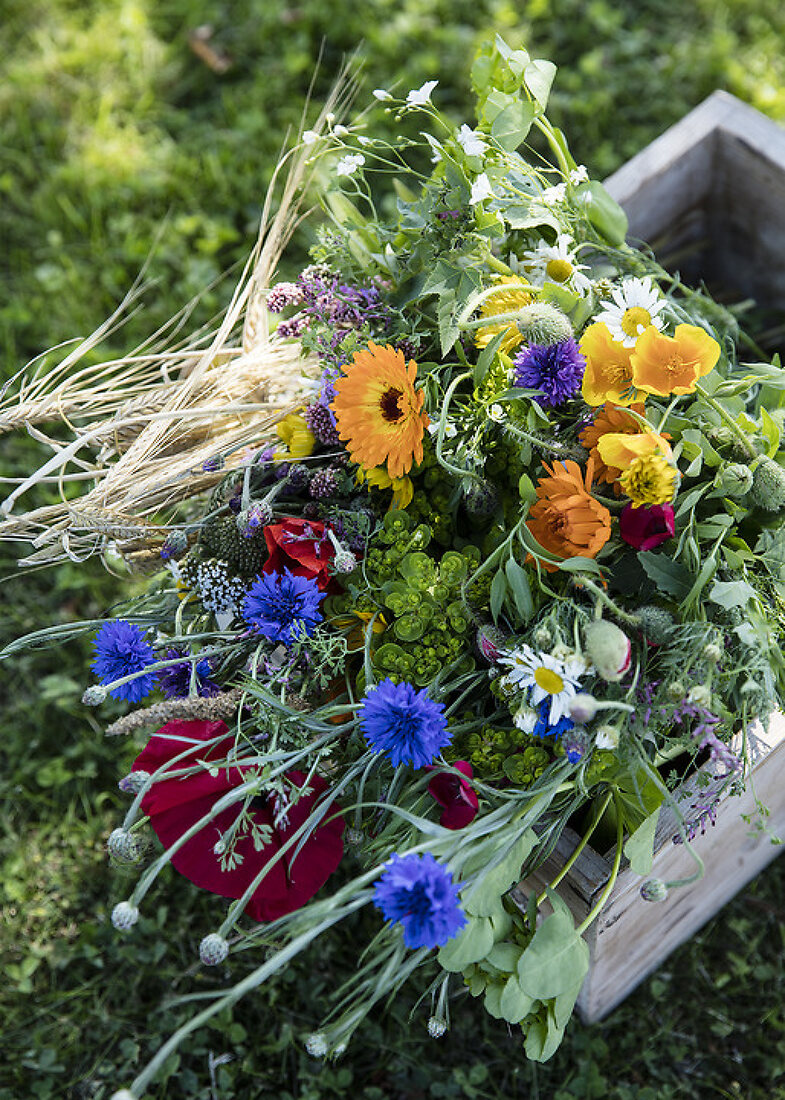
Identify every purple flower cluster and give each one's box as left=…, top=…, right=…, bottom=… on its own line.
left=671, top=701, right=741, bottom=845
left=159, top=648, right=220, bottom=700
left=268, top=269, right=392, bottom=356
left=512, top=338, right=586, bottom=407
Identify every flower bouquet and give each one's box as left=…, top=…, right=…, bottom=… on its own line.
left=4, top=35, right=785, bottom=1096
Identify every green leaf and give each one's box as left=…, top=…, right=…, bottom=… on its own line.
left=517, top=909, right=590, bottom=999
left=524, top=59, right=556, bottom=112
left=490, top=98, right=535, bottom=151
left=462, top=830, right=537, bottom=916
left=437, top=916, right=495, bottom=972
left=708, top=578, right=756, bottom=610
left=637, top=551, right=694, bottom=599
left=551, top=979, right=585, bottom=1029
left=499, top=974, right=536, bottom=1024
left=473, top=329, right=507, bottom=387
left=490, top=567, right=507, bottom=623
left=523, top=1006, right=565, bottom=1062
left=486, top=942, right=524, bottom=973
left=556, top=556, right=604, bottom=576
left=505, top=558, right=534, bottom=623
left=574, top=181, right=628, bottom=246
left=623, top=806, right=661, bottom=875
left=761, top=407, right=781, bottom=457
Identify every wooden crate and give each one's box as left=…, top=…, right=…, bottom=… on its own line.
left=524, top=715, right=785, bottom=1022
left=524, top=93, right=785, bottom=1023
left=603, top=90, right=785, bottom=339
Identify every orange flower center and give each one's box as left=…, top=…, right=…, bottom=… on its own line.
left=546, top=258, right=573, bottom=283
left=604, top=361, right=632, bottom=387
left=664, top=353, right=683, bottom=373
left=621, top=306, right=651, bottom=339
left=379, top=387, right=404, bottom=422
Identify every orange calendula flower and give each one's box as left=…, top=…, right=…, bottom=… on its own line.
left=630, top=323, right=720, bottom=396
left=331, top=343, right=430, bottom=479
left=597, top=429, right=672, bottom=472
left=579, top=323, right=644, bottom=407
left=579, top=402, right=649, bottom=486
left=526, top=459, right=613, bottom=572
left=475, top=277, right=534, bottom=355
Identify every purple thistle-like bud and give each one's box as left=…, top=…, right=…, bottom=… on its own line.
left=303, top=401, right=340, bottom=445
left=160, top=529, right=189, bottom=561
left=309, top=469, right=340, bottom=499
left=237, top=501, right=273, bottom=537
left=283, top=464, right=312, bottom=494
left=199, top=933, right=230, bottom=966
left=277, top=313, right=310, bottom=339
left=119, top=770, right=150, bottom=795
left=266, top=281, right=305, bottom=313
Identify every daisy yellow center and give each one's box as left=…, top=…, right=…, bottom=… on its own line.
left=534, top=666, right=564, bottom=694
left=379, top=387, right=404, bottom=422
left=546, top=258, right=574, bottom=283
left=621, top=306, right=652, bottom=338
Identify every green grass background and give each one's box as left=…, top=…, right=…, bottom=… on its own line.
left=3, top=1, right=785, bottom=1097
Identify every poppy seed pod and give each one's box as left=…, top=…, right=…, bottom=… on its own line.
left=584, top=620, right=632, bottom=682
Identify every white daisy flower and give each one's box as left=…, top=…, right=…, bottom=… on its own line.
left=470, top=173, right=494, bottom=205
left=498, top=645, right=585, bottom=726
left=335, top=153, right=365, bottom=178
left=594, top=276, right=667, bottom=348
left=520, top=233, right=592, bottom=296
left=457, top=124, right=487, bottom=157
left=406, top=80, right=438, bottom=107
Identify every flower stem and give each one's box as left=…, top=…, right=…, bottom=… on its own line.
left=536, top=789, right=613, bottom=906
left=576, top=794, right=624, bottom=935
left=694, top=382, right=757, bottom=461
left=571, top=575, right=640, bottom=626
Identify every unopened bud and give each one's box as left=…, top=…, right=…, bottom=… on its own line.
left=333, top=549, right=358, bottom=574
left=569, top=693, right=599, bottom=723
left=82, top=685, right=107, bottom=706
left=199, top=933, right=230, bottom=966
left=160, top=529, right=189, bottom=560
left=428, top=1016, right=448, bottom=1038
left=107, top=829, right=143, bottom=865
left=595, top=724, right=619, bottom=750
left=515, top=302, right=573, bottom=345
left=110, top=1090, right=138, bottom=1100
left=306, top=1032, right=329, bottom=1058
left=687, top=684, right=712, bottom=708
left=111, top=901, right=139, bottom=931
left=118, top=770, right=150, bottom=795
left=584, top=620, right=631, bottom=682
left=640, top=879, right=668, bottom=903
left=462, top=478, right=500, bottom=519
left=750, top=455, right=785, bottom=511
left=635, top=605, right=675, bottom=644
left=703, top=643, right=722, bottom=664
left=713, top=462, right=753, bottom=498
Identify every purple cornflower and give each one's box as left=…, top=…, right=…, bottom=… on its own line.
left=373, top=852, right=466, bottom=949
left=360, top=679, right=451, bottom=769
left=512, top=338, right=586, bottom=407
left=91, top=621, right=157, bottom=704
left=159, top=648, right=220, bottom=700
left=242, top=568, right=323, bottom=645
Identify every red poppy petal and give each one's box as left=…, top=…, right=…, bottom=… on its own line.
left=440, top=800, right=479, bottom=830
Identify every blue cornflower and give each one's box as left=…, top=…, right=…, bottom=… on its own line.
left=360, top=679, right=451, bottom=769
left=512, top=338, right=586, bottom=407
left=242, top=568, right=323, bottom=645
left=91, top=620, right=157, bottom=704
left=532, top=697, right=574, bottom=742
left=373, top=852, right=466, bottom=949
left=159, top=648, right=220, bottom=700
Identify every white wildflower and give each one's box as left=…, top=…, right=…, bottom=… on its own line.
left=373, top=89, right=393, bottom=101
left=457, top=124, right=487, bottom=157
left=406, top=80, right=438, bottom=107
left=470, top=173, right=494, bottom=205
left=594, top=276, right=667, bottom=348
left=335, top=153, right=366, bottom=178
left=301, top=130, right=319, bottom=146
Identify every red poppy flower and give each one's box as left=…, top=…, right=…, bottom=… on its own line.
left=619, top=502, right=675, bottom=551
left=262, top=517, right=334, bottom=591
left=426, top=760, right=479, bottom=829
left=132, top=720, right=344, bottom=921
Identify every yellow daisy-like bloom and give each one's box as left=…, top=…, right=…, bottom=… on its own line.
left=630, top=324, right=720, bottom=396
left=331, top=343, right=429, bottom=479
left=579, top=322, right=645, bottom=407
left=618, top=455, right=677, bottom=507
left=358, top=466, right=415, bottom=510
left=475, top=277, right=534, bottom=355
left=596, top=430, right=672, bottom=472
left=274, top=413, right=315, bottom=460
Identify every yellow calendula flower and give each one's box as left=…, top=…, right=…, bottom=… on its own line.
left=596, top=430, right=672, bottom=472
left=274, top=413, right=315, bottom=460
left=358, top=466, right=414, bottom=509
left=475, top=277, right=534, bottom=355
left=619, top=454, right=677, bottom=507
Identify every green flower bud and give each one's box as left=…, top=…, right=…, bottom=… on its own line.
left=462, top=478, right=500, bottom=519
left=584, top=620, right=632, bottom=682
left=199, top=933, right=230, bottom=966
left=515, top=303, right=574, bottom=345
left=713, top=462, right=753, bottom=498
left=82, top=685, right=107, bottom=706
left=750, top=456, right=785, bottom=511
left=111, top=901, right=139, bottom=931
left=634, top=605, right=675, bottom=644
left=428, top=1017, right=448, bottom=1038
left=640, top=879, right=668, bottom=903
left=107, top=829, right=143, bottom=865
